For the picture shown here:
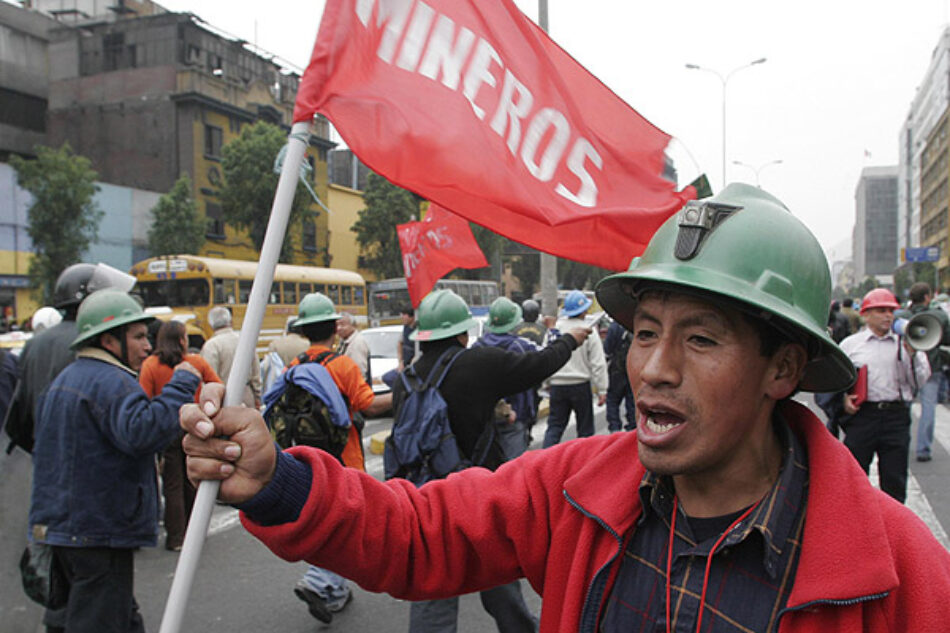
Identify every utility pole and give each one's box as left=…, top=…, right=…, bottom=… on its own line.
left=538, top=0, right=558, bottom=319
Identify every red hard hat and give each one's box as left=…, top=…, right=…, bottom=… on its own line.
left=860, top=288, right=900, bottom=314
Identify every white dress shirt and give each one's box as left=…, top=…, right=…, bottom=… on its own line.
left=839, top=328, right=931, bottom=401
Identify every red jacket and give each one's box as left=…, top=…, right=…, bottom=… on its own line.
left=243, top=400, right=950, bottom=632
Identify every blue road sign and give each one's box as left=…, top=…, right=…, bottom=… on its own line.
left=904, top=246, right=941, bottom=263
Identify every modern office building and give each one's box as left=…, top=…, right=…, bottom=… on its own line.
left=919, top=108, right=950, bottom=286
left=898, top=27, right=950, bottom=262
left=853, top=166, right=899, bottom=282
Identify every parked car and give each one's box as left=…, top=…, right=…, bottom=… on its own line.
left=362, top=325, right=403, bottom=395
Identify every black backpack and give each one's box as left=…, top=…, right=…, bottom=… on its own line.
left=263, top=351, right=355, bottom=464
left=384, top=347, right=499, bottom=486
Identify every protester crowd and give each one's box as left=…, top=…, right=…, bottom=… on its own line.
left=5, top=185, right=950, bottom=632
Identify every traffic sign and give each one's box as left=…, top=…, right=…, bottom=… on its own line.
left=904, top=246, right=941, bottom=263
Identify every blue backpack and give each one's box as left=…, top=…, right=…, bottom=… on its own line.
left=384, top=347, right=496, bottom=486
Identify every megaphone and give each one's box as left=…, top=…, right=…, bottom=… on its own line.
left=892, top=313, right=943, bottom=351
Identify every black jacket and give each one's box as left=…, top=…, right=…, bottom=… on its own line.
left=3, top=320, right=77, bottom=452
left=392, top=334, right=577, bottom=458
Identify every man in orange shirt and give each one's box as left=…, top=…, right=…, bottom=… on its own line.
left=281, top=292, right=391, bottom=623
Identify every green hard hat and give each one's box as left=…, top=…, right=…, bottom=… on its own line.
left=71, top=289, right=154, bottom=349
left=595, top=183, right=855, bottom=393
left=412, top=289, right=477, bottom=341
left=293, top=292, right=340, bottom=328
left=486, top=297, right=523, bottom=333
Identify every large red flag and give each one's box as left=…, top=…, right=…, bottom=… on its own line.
left=295, top=0, right=696, bottom=271
left=397, top=203, right=489, bottom=307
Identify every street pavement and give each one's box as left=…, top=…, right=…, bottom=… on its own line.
left=3, top=397, right=950, bottom=632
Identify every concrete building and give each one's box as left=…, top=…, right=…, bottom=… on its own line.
left=899, top=27, right=950, bottom=260
left=0, top=1, right=59, bottom=160
left=920, top=108, right=950, bottom=287
left=853, top=166, right=899, bottom=282
left=1, top=0, right=342, bottom=321
left=44, top=8, right=335, bottom=264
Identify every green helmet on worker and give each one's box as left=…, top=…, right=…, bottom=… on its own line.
left=485, top=297, right=523, bottom=334
left=412, top=289, right=477, bottom=341
left=71, top=289, right=154, bottom=349
left=293, top=292, right=340, bottom=328
left=595, top=183, right=855, bottom=393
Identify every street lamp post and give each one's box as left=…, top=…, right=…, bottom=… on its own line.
left=732, top=159, right=783, bottom=187
left=685, top=58, right=767, bottom=189
left=537, top=0, right=557, bottom=320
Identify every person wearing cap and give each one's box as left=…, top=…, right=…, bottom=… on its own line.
left=472, top=296, right=542, bottom=459
left=4, top=263, right=136, bottom=455
left=839, top=287, right=931, bottom=501
left=388, top=288, right=588, bottom=633
left=181, top=184, right=950, bottom=632
left=543, top=289, right=608, bottom=447
left=278, top=292, right=392, bottom=624
left=29, top=289, right=202, bottom=632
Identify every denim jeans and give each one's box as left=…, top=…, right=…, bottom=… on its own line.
left=52, top=547, right=145, bottom=633
left=916, top=372, right=946, bottom=458
left=543, top=383, right=594, bottom=448
left=300, top=565, right=351, bottom=610
left=605, top=373, right=636, bottom=432
left=408, top=580, right=537, bottom=633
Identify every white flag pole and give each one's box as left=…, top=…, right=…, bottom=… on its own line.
left=159, top=119, right=314, bottom=633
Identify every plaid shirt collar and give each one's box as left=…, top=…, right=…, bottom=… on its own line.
left=637, top=414, right=808, bottom=579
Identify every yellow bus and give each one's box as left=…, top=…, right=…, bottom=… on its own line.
left=129, top=255, right=367, bottom=355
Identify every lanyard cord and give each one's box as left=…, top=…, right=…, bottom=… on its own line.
left=665, top=496, right=761, bottom=633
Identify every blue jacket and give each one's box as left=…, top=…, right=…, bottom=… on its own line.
left=261, top=362, right=351, bottom=429
left=29, top=348, right=200, bottom=548
left=473, top=332, right=540, bottom=422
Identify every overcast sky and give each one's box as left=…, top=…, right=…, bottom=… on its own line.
left=158, top=0, right=950, bottom=257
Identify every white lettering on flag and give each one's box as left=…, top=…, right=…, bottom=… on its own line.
left=356, top=0, right=603, bottom=207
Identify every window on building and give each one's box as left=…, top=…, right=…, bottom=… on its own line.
left=302, top=218, right=317, bottom=252
left=204, top=125, right=223, bottom=159
left=103, top=32, right=126, bottom=71
left=186, top=44, right=201, bottom=66
left=208, top=53, right=224, bottom=76
left=206, top=202, right=225, bottom=238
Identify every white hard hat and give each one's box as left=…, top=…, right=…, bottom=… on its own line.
left=32, top=306, right=63, bottom=333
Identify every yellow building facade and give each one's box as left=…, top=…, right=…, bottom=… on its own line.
left=328, top=182, right=377, bottom=282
